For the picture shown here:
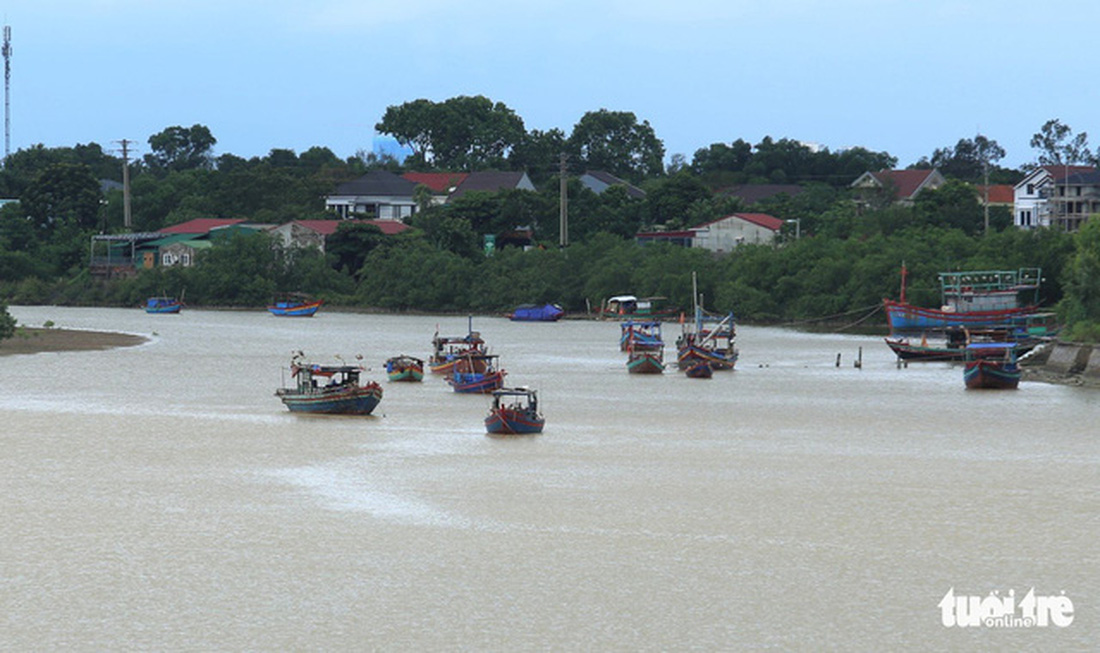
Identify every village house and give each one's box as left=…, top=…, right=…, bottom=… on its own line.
left=578, top=170, right=646, bottom=198
left=850, top=168, right=946, bottom=207
left=636, top=213, right=785, bottom=252
left=270, top=219, right=410, bottom=253
left=1013, top=164, right=1099, bottom=231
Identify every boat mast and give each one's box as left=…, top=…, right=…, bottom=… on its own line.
left=900, top=262, right=907, bottom=304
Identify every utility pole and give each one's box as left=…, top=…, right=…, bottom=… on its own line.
left=559, top=152, right=568, bottom=248
left=982, top=156, right=989, bottom=235
left=117, top=139, right=133, bottom=229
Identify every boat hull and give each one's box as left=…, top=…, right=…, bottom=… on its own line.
left=448, top=370, right=507, bottom=394
left=627, top=352, right=664, bottom=374
left=963, top=360, right=1021, bottom=389
left=485, top=408, right=545, bottom=434
left=684, top=360, right=713, bottom=378
left=276, top=384, right=383, bottom=414
left=145, top=304, right=182, bottom=314
left=268, top=300, right=323, bottom=317
left=884, top=299, right=1038, bottom=332
left=387, top=368, right=423, bottom=382
left=676, top=345, right=737, bottom=370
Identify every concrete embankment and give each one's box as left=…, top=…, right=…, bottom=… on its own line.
left=1022, top=340, right=1100, bottom=387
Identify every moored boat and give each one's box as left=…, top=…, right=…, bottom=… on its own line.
left=268, top=293, right=323, bottom=317
left=684, top=359, right=712, bottom=379
left=626, top=346, right=664, bottom=374
left=430, top=319, right=487, bottom=374
left=885, top=326, right=1051, bottom=362
left=675, top=274, right=738, bottom=371
left=884, top=267, right=1045, bottom=332
left=385, top=355, right=424, bottom=382
left=448, top=354, right=507, bottom=393
left=601, top=295, right=679, bottom=321
left=963, top=344, right=1021, bottom=390
left=508, top=303, right=564, bottom=322
left=144, top=296, right=183, bottom=314
left=275, top=357, right=383, bottom=414
left=485, top=387, right=544, bottom=435
left=620, top=320, right=663, bottom=352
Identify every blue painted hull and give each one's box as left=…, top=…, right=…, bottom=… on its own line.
left=485, top=409, right=545, bottom=434
left=268, top=300, right=323, bottom=317
left=448, top=370, right=506, bottom=394
left=277, top=385, right=383, bottom=414
left=963, top=360, right=1021, bottom=389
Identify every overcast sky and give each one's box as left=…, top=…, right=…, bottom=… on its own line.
left=6, top=0, right=1098, bottom=169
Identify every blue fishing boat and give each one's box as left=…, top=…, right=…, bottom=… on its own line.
left=144, top=296, right=183, bottom=314
left=963, top=344, right=1021, bottom=390
left=675, top=274, right=738, bottom=371
left=448, top=354, right=507, bottom=393
left=620, top=320, right=663, bottom=352
left=268, top=293, right=323, bottom=317
left=385, top=355, right=424, bottom=382
left=884, top=266, right=1045, bottom=332
left=626, top=345, right=664, bottom=374
left=276, top=357, right=383, bottom=414
left=430, top=317, right=487, bottom=374
left=508, top=303, right=564, bottom=322
left=485, top=387, right=545, bottom=435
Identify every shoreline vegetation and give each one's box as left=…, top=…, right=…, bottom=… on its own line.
left=0, top=327, right=148, bottom=357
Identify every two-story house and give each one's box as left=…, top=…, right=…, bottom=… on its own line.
left=850, top=169, right=946, bottom=208
left=1013, top=165, right=1098, bottom=231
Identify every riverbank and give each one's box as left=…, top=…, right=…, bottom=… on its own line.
left=0, top=327, right=149, bottom=356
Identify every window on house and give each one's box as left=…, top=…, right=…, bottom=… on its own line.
left=1027, top=184, right=1034, bottom=194
left=182, top=253, right=191, bottom=266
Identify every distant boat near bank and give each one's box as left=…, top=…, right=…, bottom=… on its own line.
left=508, top=303, right=564, bottom=322
left=268, top=293, right=323, bottom=317
left=144, top=296, right=183, bottom=314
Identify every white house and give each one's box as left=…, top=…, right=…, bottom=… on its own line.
left=1013, top=165, right=1097, bottom=230
left=324, top=170, right=418, bottom=220
left=691, top=213, right=785, bottom=252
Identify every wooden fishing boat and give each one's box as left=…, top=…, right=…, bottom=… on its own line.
left=626, top=346, right=664, bottom=374
left=430, top=319, right=487, bottom=374
left=384, top=355, right=424, bottom=382
left=620, top=320, right=663, bottom=352
left=485, top=387, right=545, bottom=435
left=275, top=357, right=383, bottom=414
left=963, top=344, right=1021, bottom=390
left=601, top=295, right=679, bottom=320
left=675, top=274, right=738, bottom=370
left=884, top=267, right=1044, bottom=332
left=448, top=354, right=507, bottom=393
left=885, top=326, right=1051, bottom=362
left=508, top=303, right=564, bottom=322
left=268, top=293, right=323, bottom=317
left=144, top=296, right=183, bottom=314
left=684, top=359, right=713, bottom=379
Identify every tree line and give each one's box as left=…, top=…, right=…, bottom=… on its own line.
left=1, top=98, right=1099, bottom=340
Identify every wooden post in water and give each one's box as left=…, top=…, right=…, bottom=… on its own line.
left=835, top=353, right=841, bottom=367
left=855, top=347, right=863, bottom=369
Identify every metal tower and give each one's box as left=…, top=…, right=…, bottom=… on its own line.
left=2, top=26, right=10, bottom=162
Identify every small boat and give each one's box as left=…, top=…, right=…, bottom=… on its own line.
left=675, top=274, right=738, bottom=370
left=885, top=326, right=1052, bottom=362
left=508, top=303, right=564, bottom=322
left=448, top=354, right=507, bottom=393
left=684, top=359, right=713, bottom=379
left=384, top=355, right=424, bottom=382
left=430, top=319, right=487, bottom=374
left=620, top=320, right=663, bottom=352
left=884, top=266, right=1045, bottom=332
left=963, top=344, right=1021, bottom=390
left=601, top=295, right=679, bottom=320
left=268, top=293, right=323, bottom=317
left=144, top=296, right=183, bottom=314
left=275, top=356, right=383, bottom=414
left=626, top=346, right=664, bottom=374
left=485, top=387, right=545, bottom=435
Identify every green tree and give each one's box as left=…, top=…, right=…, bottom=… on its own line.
left=145, top=124, right=217, bottom=172
left=568, top=109, right=665, bottom=183
left=0, top=301, right=15, bottom=341
left=20, top=163, right=102, bottom=232
left=920, top=134, right=1007, bottom=183
left=1030, top=119, right=1092, bottom=166
left=1058, top=218, right=1100, bottom=339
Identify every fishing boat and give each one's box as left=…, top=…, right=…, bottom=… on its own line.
left=448, top=354, right=507, bottom=393
left=430, top=319, right=487, bottom=374
left=963, top=344, right=1021, bottom=390
left=884, top=266, right=1045, bottom=332
left=267, top=293, right=323, bottom=317
left=508, top=303, right=564, bottom=322
left=144, top=296, right=183, bottom=314
left=675, top=273, right=738, bottom=370
left=384, top=355, right=424, bottom=382
left=275, top=356, right=383, bottom=414
left=620, top=320, right=663, bottom=352
left=626, top=345, right=664, bottom=374
left=885, top=325, right=1053, bottom=362
left=683, top=359, right=713, bottom=379
left=485, top=387, right=545, bottom=435
left=601, top=295, right=679, bottom=320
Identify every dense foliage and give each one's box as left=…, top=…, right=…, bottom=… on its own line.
left=0, top=105, right=1093, bottom=337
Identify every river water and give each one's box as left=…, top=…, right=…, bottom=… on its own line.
left=1, top=306, right=1097, bottom=650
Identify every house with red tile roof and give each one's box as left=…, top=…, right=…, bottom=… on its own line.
left=271, top=219, right=411, bottom=253
left=159, top=218, right=246, bottom=234
left=850, top=168, right=946, bottom=206
left=402, top=172, right=469, bottom=203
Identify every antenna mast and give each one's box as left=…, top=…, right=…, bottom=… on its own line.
left=2, top=25, right=10, bottom=163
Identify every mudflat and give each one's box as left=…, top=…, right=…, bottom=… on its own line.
left=0, top=328, right=148, bottom=356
